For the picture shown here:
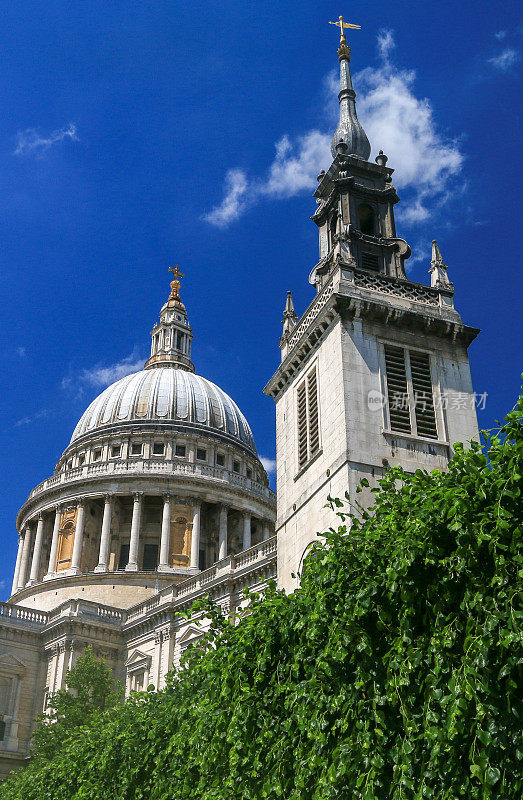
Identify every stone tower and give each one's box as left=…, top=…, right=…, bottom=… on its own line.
left=264, top=29, right=480, bottom=591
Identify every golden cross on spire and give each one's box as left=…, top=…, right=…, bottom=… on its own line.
left=329, top=14, right=361, bottom=44
left=168, top=264, right=184, bottom=303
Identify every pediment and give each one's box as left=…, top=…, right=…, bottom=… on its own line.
left=178, top=625, right=203, bottom=645
left=125, top=650, right=151, bottom=673
left=0, top=651, right=26, bottom=675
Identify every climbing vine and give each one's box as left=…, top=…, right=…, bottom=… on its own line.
left=2, top=389, right=521, bottom=799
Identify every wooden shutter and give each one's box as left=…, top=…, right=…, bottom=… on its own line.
left=384, top=344, right=411, bottom=434
left=297, top=381, right=308, bottom=470
left=409, top=350, right=437, bottom=438
left=307, top=369, right=320, bottom=457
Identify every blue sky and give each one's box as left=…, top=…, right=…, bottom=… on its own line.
left=0, top=1, right=521, bottom=598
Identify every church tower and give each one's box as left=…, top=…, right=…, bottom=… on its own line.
left=264, top=20, right=480, bottom=591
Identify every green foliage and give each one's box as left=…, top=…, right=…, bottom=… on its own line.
left=31, top=646, right=122, bottom=761
left=1, top=392, right=521, bottom=799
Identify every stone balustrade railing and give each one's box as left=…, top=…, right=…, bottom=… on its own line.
left=26, top=459, right=276, bottom=504
left=124, top=536, right=277, bottom=623
left=0, top=601, right=49, bottom=626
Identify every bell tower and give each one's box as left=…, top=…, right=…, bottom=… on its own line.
left=265, top=20, right=480, bottom=591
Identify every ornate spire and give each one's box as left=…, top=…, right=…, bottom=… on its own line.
left=329, top=15, right=371, bottom=161
left=281, top=291, right=298, bottom=339
left=144, top=266, right=195, bottom=372
left=429, top=240, right=452, bottom=288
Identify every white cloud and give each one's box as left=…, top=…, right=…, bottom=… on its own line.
left=377, top=29, right=396, bottom=61
left=205, top=31, right=463, bottom=230
left=62, top=351, right=143, bottom=393
left=14, top=123, right=78, bottom=157
left=260, top=457, right=277, bottom=475
left=494, top=31, right=507, bottom=40
left=488, top=47, right=520, bottom=71
left=261, top=132, right=331, bottom=198
left=14, top=409, right=49, bottom=427
left=203, top=169, right=249, bottom=228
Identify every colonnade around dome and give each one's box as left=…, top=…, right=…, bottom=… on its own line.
left=11, top=488, right=274, bottom=611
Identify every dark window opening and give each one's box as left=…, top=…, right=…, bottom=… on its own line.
left=142, top=544, right=159, bottom=571
left=175, top=444, right=186, bottom=457
left=216, top=453, right=225, bottom=467
left=196, top=448, right=207, bottom=461
left=361, top=251, right=380, bottom=270
left=358, top=203, right=375, bottom=236
left=233, top=461, right=240, bottom=473
left=131, top=443, right=142, bottom=456
left=329, top=214, right=338, bottom=249
left=0, top=720, right=6, bottom=741
left=153, top=442, right=165, bottom=456
left=117, top=543, right=130, bottom=571
left=246, top=468, right=252, bottom=479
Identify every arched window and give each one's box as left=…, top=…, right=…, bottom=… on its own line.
left=358, top=203, right=375, bottom=236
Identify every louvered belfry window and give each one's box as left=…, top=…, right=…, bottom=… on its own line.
left=384, top=344, right=438, bottom=439
left=297, top=366, right=321, bottom=471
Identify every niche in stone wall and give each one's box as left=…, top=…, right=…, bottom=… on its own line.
left=56, top=509, right=77, bottom=571
left=169, top=512, right=191, bottom=566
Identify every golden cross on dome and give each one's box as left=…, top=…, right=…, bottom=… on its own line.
left=169, top=265, right=184, bottom=281
left=168, top=265, right=184, bottom=302
left=329, top=14, right=361, bottom=44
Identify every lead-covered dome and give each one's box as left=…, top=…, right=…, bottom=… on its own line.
left=70, top=367, right=256, bottom=452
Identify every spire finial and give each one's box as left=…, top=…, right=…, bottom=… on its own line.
left=329, top=15, right=361, bottom=46
left=429, top=240, right=452, bottom=288
left=329, top=15, right=370, bottom=160
left=168, top=265, right=184, bottom=304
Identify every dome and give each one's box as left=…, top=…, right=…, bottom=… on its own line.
left=70, top=367, right=256, bottom=452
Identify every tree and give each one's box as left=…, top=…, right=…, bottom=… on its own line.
left=1, top=391, right=521, bottom=799
left=31, top=646, right=122, bottom=760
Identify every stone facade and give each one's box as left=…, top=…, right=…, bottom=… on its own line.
left=264, top=36, right=479, bottom=591
left=0, top=277, right=276, bottom=778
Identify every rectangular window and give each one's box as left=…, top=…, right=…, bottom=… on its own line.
left=130, top=443, right=142, bottom=456
left=233, top=461, right=240, bottom=473
left=196, top=448, right=207, bottom=462
left=175, top=444, right=186, bottom=458
left=153, top=442, right=165, bottom=456
left=297, top=365, right=321, bottom=472
left=111, top=444, right=121, bottom=458
left=216, top=453, right=225, bottom=467
left=92, top=449, right=102, bottom=462
left=246, top=468, right=252, bottom=479
left=142, top=544, right=159, bottom=571
left=117, top=543, right=129, bottom=571
left=383, top=344, right=438, bottom=439
left=78, top=454, right=85, bottom=466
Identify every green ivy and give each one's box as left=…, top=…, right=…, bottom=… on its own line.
left=2, top=389, right=521, bottom=800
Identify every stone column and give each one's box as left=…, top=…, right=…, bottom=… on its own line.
left=263, top=522, right=271, bottom=541
left=28, top=514, right=45, bottom=586
left=94, top=495, right=113, bottom=573
left=11, top=535, right=25, bottom=596
left=17, top=526, right=32, bottom=590
left=158, top=494, right=171, bottom=571
left=190, top=501, right=201, bottom=569
left=126, top=493, right=143, bottom=571
left=218, top=505, right=228, bottom=561
left=45, top=506, right=62, bottom=578
left=70, top=501, right=86, bottom=574
left=242, top=512, right=251, bottom=551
